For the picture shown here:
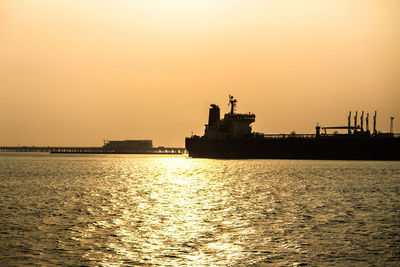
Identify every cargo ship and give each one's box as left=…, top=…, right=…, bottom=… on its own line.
left=185, top=96, right=400, bottom=160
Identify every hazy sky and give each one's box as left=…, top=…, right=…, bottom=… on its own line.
left=1, top=0, right=399, bottom=147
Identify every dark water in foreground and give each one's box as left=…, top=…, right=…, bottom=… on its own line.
left=0, top=153, right=400, bottom=266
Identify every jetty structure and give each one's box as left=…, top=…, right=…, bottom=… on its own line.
left=185, top=96, right=400, bottom=160
left=0, top=140, right=186, bottom=154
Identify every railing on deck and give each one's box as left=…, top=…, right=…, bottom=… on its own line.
left=260, top=133, right=400, bottom=139
left=261, top=134, right=316, bottom=139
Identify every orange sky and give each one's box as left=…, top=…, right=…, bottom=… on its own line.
left=1, top=0, right=399, bottom=147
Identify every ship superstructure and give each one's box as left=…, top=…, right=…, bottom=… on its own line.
left=185, top=96, right=400, bottom=160
left=204, top=96, right=255, bottom=139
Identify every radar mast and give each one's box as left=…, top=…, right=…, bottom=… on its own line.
left=229, top=95, right=237, bottom=114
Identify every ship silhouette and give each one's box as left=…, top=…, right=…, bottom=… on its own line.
left=185, top=96, right=400, bottom=160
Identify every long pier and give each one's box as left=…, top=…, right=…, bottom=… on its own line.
left=0, top=146, right=186, bottom=154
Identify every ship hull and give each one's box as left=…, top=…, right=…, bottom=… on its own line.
left=185, top=136, right=400, bottom=160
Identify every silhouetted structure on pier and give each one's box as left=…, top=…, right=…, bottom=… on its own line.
left=103, top=140, right=153, bottom=152
left=0, top=140, right=186, bottom=154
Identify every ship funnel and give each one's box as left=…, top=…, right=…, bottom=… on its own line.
left=208, top=104, right=220, bottom=126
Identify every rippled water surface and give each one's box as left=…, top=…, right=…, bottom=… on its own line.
left=1, top=152, right=400, bottom=266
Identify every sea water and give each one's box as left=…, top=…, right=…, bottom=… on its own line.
left=0, top=152, right=399, bottom=266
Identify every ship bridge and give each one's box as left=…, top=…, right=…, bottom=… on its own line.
left=224, top=113, right=255, bottom=122
left=204, top=96, right=256, bottom=139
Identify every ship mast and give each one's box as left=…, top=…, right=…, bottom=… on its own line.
left=229, top=95, right=237, bottom=114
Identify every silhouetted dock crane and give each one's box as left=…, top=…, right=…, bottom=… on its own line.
left=354, top=111, right=358, bottom=132
left=360, top=111, right=364, bottom=132
left=348, top=111, right=352, bottom=134
left=321, top=110, right=381, bottom=135
left=390, top=117, right=394, bottom=133
left=321, top=110, right=396, bottom=137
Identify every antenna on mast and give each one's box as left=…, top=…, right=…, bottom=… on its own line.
left=228, top=95, right=237, bottom=114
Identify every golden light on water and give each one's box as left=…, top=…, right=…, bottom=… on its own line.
left=72, top=156, right=252, bottom=265
left=2, top=154, right=400, bottom=265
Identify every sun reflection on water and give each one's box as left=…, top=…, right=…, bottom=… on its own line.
left=75, top=156, right=251, bottom=265
left=2, top=154, right=399, bottom=265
